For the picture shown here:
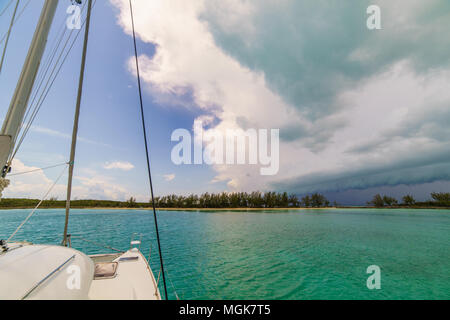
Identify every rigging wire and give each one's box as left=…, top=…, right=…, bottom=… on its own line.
left=7, top=162, right=68, bottom=177
left=23, top=11, right=72, bottom=125
left=70, top=235, right=125, bottom=253
left=165, top=268, right=180, bottom=300
left=8, top=1, right=96, bottom=165
left=25, top=0, right=88, bottom=124
left=0, top=0, right=13, bottom=18
left=0, top=0, right=19, bottom=75
left=18, top=0, right=88, bottom=143
left=0, top=0, right=31, bottom=45
left=20, top=25, right=69, bottom=132
left=7, top=164, right=68, bottom=243
left=13, top=1, right=90, bottom=152
left=129, top=0, right=169, bottom=300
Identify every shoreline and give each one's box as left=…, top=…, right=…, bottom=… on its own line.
left=1, top=206, right=449, bottom=211
left=0, top=207, right=333, bottom=211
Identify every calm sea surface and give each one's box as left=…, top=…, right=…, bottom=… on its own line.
left=0, top=208, right=449, bottom=300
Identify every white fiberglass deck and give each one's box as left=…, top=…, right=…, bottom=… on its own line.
left=89, top=249, right=160, bottom=300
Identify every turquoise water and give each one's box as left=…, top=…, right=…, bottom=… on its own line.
left=0, top=208, right=449, bottom=300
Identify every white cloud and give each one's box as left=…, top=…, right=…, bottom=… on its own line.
left=3, top=159, right=145, bottom=201
left=111, top=0, right=450, bottom=194
left=164, top=174, right=176, bottom=182
left=74, top=174, right=132, bottom=201
left=3, top=159, right=68, bottom=200
left=111, top=0, right=305, bottom=189
left=103, top=161, right=135, bottom=171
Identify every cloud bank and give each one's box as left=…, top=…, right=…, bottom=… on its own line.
left=111, top=0, right=450, bottom=195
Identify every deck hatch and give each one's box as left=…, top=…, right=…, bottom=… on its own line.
left=94, top=262, right=118, bottom=280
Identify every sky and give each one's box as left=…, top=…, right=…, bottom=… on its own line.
left=0, top=0, right=449, bottom=205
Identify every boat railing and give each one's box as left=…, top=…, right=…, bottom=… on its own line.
left=155, top=269, right=162, bottom=297
left=146, top=242, right=180, bottom=300
left=130, top=233, right=143, bottom=251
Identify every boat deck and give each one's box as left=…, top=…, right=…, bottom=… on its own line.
left=88, top=250, right=161, bottom=300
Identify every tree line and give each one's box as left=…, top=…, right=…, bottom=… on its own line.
left=367, top=192, right=450, bottom=208
left=151, top=192, right=332, bottom=208
left=0, top=192, right=333, bottom=209
left=0, top=198, right=147, bottom=209
left=2, top=192, right=448, bottom=210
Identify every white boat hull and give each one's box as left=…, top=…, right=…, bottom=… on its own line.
left=0, top=244, right=161, bottom=300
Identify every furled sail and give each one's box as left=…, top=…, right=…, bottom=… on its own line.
left=0, top=0, right=58, bottom=196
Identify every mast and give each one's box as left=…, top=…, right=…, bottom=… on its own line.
left=62, top=0, right=93, bottom=247
left=0, top=0, right=58, bottom=174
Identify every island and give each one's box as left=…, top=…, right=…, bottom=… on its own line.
left=0, top=192, right=448, bottom=210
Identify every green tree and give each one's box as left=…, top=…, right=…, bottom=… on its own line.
left=311, top=193, right=327, bottom=208
left=368, top=194, right=384, bottom=208
left=402, top=195, right=416, bottom=206
left=281, top=192, right=289, bottom=207
left=126, top=197, right=137, bottom=208
left=383, top=196, right=398, bottom=206
left=288, top=194, right=300, bottom=207
left=301, top=195, right=311, bottom=208
left=431, top=192, right=450, bottom=205
left=263, top=192, right=276, bottom=208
